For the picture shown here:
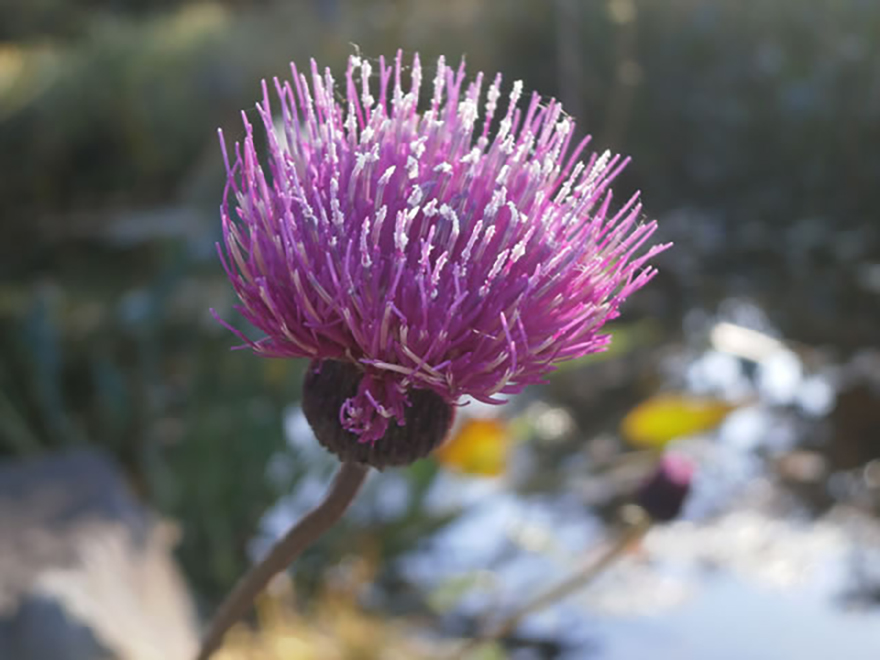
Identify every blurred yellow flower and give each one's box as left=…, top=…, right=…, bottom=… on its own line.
left=621, top=393, right=738, bottom=449
left=433, top=418, right=510, bottom=477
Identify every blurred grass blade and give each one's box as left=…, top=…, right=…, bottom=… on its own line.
left=0, top=388, right=41, bottom=454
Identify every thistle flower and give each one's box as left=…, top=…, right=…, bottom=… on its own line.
left=217, top=51, right=668, bottom=465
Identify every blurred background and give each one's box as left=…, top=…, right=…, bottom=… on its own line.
left=1, top=0, right=879, bottom=658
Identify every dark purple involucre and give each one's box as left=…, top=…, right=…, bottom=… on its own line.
left=217, top=52, right=669, bottom=444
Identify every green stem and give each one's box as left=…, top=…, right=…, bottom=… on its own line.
left=196, top=461, right=370, bottom=660
left=454, top=511, right=652, bottom=659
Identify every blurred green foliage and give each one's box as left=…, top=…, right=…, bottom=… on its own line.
left=0, top=240, right=305, bottom=599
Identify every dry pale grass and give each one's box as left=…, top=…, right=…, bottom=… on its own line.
left=213, top=561, right=466, bottom=660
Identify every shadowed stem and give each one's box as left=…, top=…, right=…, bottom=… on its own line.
left=454, top=510, right=652, bottom=659
left=196, top=461, right=370, bottom=660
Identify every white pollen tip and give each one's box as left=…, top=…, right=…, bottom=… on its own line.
left=511, top=80, right=523, bottom=103
left=378, top=165, right=396, bottom=185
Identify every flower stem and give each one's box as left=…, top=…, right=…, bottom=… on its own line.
left=454, top=509, right=652, bottom=659
left=196, top=461, right=370, bottom=660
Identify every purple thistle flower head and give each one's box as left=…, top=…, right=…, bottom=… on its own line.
left=217, top=51, right=669, bottom=461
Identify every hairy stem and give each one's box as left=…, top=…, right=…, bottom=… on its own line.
left=196, top=461, right=370, bottom=660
